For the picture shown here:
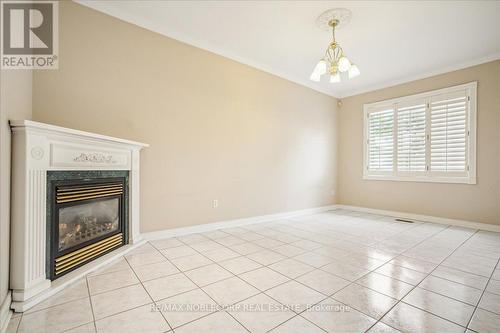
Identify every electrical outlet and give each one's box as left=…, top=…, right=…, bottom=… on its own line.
left=212, top=199, right=218, bottom=208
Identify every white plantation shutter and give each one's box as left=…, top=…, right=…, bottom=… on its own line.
left=430, top=90, right=468, bottom=173
left=363, top=82, right=476, bottom=183
left=368, top=108, right=394, bottom=172
left=397, top=102, right=427, bottom=172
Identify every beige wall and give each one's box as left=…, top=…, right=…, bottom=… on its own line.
left=338, top=60, right=500, bottom=225
left=32, top=2, right=338, bottom=232
left=0, top=71, right=32, bottom=329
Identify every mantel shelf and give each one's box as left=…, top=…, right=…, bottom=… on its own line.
left=10, top=120, right=149, bottom=149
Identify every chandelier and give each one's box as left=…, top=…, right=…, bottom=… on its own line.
left=310, top=9, right=360, bottom=83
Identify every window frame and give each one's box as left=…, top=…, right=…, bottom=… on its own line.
left=363, top=82, right=477, bottom=184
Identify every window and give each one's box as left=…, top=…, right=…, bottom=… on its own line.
left=367, top=107, right=394, bottom=172
left=363, top=82, right=476, bottom=184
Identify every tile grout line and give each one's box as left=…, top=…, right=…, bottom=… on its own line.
left=12, top=211, right=496, bottom=333
left=287, top=217, right=450, bottom=323
left=154, top=240, right=253, bottom=333
left=136, top=219, right=496, bottom=332
left=124, top=255, right=176, bottom=333
left=364, top=227, right=481, bottom=333
left=156, top=212, right=412, bottom=270
left=77, top=231, right=368, bottom=333
left=78, top=236, right=375, bottom=333
left=19, top=279, right=99, bottom=333
left=164, top=217, right=433, bottom=333
left=4, top=215, right=422, bottom=331
left=265, top=214, right=433, bottom=331
left=324, top=224, right=460, bottom=332
left=84, top=249, right=181, bottom=331
left=153, top=213, right=441, bottom=332
left=18, top=282, right=101, bottom=316
left=174, top=228, right=332, bottom=333
left=85, top=276, right=98, bottom=333
left=464, top=257, right=500, bottom=331
left=176, top=229, right=310, bottom=332
left=12, top=313, right=22, bottom=333
left=83, top=253, right=178, bottom=332
left=87, top=270, right=147, bottom=297
left=379, top=263, right=491, bottom=293
left=377, top=227, right=481, bottom=329
left=159, top=231, right=291, bottom=331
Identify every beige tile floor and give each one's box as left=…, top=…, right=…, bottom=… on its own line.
left=6, top=209, right=500, bottom=333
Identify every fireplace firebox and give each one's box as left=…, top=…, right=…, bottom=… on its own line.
left=47, top=171, right=129, bottom=279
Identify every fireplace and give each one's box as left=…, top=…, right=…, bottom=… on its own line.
left=47, top=171, right=129, bottom=279
left=10, top=120, right=147, bottom=311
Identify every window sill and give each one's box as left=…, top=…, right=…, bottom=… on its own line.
left=362, top=174, right=476, bottom=185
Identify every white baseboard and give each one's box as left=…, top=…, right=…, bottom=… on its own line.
left=336, top=204, right=500, bottom=233
left=141, top=204, right=338, bottom=240
left=0, top=292, right=12, bottom=333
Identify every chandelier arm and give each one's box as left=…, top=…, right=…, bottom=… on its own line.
left=337, top=45, right=344, bottom=58
left=330, top=45, right=342, bottom=62
left=311, top=8, right=358, bottom=82
left=324, top=47, right=330, bottom=61
left=326, top=47, right=336, bottom=64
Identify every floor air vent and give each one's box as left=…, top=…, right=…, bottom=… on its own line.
left=395, top=218, right=415, bottom=223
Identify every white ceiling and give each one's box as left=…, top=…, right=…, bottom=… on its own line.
left=77, top=1, right=500, bottom=98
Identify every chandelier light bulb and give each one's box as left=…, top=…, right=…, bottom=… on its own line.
left=337, top=56, right=351, bottom=72
left=310, top=71, right=321, bottom=82
left=314, top=60, right=327, bottom=76
left=348, top=64, right=360, bottom=78
left=330, top=73, right=341, bottom=83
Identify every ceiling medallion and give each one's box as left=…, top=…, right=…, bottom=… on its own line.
left=310, top=8, right=360, bottom=83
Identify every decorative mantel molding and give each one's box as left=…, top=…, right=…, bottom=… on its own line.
left=9, top=120, right=148, bottom=312
left=73, top=152, right=117, bottom=164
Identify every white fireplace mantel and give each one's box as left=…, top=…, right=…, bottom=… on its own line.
left=9, top=120, right=148, bottom=311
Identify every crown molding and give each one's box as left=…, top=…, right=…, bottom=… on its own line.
left=336, top=53, right=500, bottom=99
left=74, top=0, right=338, bottom=98
left=75, top=1, right=499, bottom=100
